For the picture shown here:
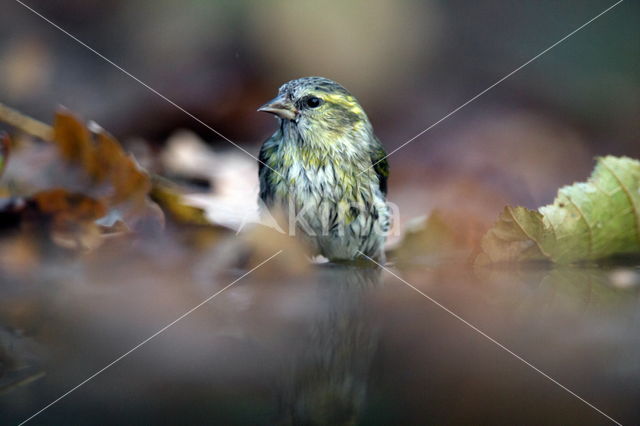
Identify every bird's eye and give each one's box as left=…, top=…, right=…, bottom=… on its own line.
left=305, top=96, right=322, bottom=108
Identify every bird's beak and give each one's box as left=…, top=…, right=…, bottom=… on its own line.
left=257, top=95, right=297, bottom=121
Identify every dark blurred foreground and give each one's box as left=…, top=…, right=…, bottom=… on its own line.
left=1, top=243, right=639, bottom=424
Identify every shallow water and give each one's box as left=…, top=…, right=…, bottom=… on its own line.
left=1, top=253, right=639, bottom=425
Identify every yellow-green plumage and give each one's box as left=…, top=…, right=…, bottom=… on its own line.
left=258, top=77, right=390, bottom=261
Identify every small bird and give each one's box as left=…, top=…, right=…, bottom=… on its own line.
left=257, top=77, right=390, bottom=261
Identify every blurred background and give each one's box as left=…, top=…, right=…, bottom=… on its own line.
left=1, top=0, right=638, bottom=229
left=1, top=2, right=640, bottom=425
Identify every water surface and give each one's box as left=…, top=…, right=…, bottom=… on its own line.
left=1, top=251, right=639, bottom=425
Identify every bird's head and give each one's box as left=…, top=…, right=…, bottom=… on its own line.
left=258, top=77, right=371, bottom=140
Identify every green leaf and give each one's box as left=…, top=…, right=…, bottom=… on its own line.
left=478, top=156, right=640, bottom=264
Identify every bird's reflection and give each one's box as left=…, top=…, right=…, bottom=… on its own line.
left=276, top=263, right=382, bottom=425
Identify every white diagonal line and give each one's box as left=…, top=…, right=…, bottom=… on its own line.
left=358, top=251, right=622, bottom=425
left=18, top=250, right=283, bottom=425
left=13, top=0, right=283, bottom=178
left=363, top=0, right=624, bottom=175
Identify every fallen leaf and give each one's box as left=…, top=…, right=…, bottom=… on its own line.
left=478, top=156, right=640, bottom=264
left=0, top=188, right=106, bottom=251
left=52, top=111, right=152, bottom=214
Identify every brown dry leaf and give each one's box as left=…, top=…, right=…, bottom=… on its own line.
left=0, top=189, right=106, bottom=251
left=53, top=110, right=95, bottom=175
left=0, top=108, right=162, bottom=248
left=52, top=110, right=151, bottom=209
left=47, top=109, right=161, bottom=232
left=32, top=189, right=106, bottom=250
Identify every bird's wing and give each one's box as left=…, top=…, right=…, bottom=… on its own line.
left=370, top=140, right=389, bottom=196
left=258, top=137, right=278, bottom=204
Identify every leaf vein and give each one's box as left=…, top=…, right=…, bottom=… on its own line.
left=599, top=159, right=640, bottom=246
left=508, top=208, right=551, bottom=259
left=566, top=195, right=593, bottom=259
